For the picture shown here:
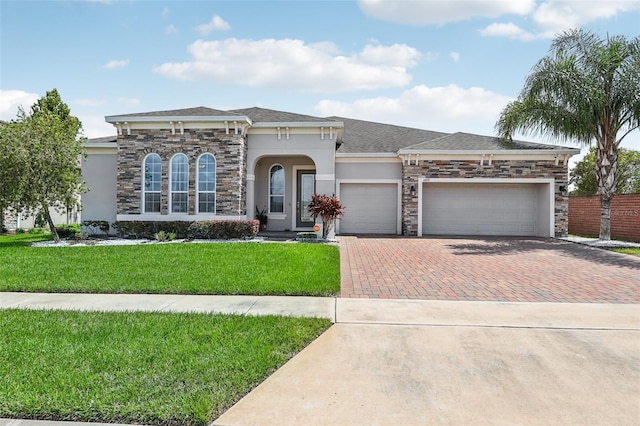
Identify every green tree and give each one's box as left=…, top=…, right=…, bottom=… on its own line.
left=496, top=29, right=640, bottom=240
left=0, top=119, right=30, bottom=232
left=571, top=147, right=640, bottom=196
left=1, top=89, right=85, bottom=242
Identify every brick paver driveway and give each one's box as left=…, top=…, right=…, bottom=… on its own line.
left=339, top=236, right=640, bottom=303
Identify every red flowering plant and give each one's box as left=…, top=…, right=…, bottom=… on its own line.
left=307, top=193, right=345, bottom=239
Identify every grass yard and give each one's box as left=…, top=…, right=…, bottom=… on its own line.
left=612, top=247, right=640, bottom=257
left=0, top=309, right=331, bottom=425
left=0, top=234, right=340, bottom=296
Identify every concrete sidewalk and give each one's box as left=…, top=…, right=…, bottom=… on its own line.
left=0, top=292, right=336, bottom=320
left=2, top=294, right=639, bottom=426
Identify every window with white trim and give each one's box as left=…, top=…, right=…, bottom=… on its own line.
left=143, top=153, right=161, bottom=213
left=170, top=153, right=188, bottom=213
left=197, top=153, right=216, bottom=213
left=269, top=164, right=284, bottom=213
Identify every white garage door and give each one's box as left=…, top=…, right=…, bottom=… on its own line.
left=422, top=183, right=544, bottom=236
left=339, top=183, right=398, bottom=234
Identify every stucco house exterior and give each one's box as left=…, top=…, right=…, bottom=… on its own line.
left=81, top=106, right=580, bottom=237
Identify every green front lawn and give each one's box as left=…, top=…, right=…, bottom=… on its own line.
left=612, top=247, right=640, bottom=257
left=0, top=309, right=331, bottom=425
left=0, top=234, right=340, bottom=295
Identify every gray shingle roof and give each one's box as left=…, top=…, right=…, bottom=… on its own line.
left=86, top=135, right=117, bottom=143
left=102, top=106, right=578, bottom=153
left=401, top=132, right=573, bottom=151
left=228, top=107, right=330, bottom=123
left=329, top=116, right=448, bottom=154
left=113, top=106, right=239, bottom=118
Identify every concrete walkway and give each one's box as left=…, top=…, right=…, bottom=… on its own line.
left=2, top=293, right=639, bottom=425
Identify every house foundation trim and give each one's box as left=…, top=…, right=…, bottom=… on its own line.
left=116, top=214, right=248, bottom=222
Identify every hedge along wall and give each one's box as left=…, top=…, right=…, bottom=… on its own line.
left=569, top=194, right=640, bottom=242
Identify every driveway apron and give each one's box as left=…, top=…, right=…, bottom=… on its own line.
left=339, top=236, right=640, bottom=303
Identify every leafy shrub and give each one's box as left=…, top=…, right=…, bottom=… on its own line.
left=188, top=220, right=259, bottom=240
left=154, top=230, right=176, bottom=242
left=307, top=194, right=345, bottom=239
left=82, top=220, right=110, bottom=236
left=296, top=232, right=318, bottom=241
left=28, top=228, right=46, bottom=235
left=16, top=228, right=26, bottom=234
left=113, top=221, right=191, bottom=239
left=113, top=220, right=259, bottom=240
left=55, top=224, right=81, bottom=239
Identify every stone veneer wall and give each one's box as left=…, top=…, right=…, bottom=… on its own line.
left=401, top=160, right=569, bottom=237
left=117, top=129, right=247, bottom=216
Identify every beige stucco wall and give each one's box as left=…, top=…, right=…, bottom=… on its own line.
left=81, top=151, right=118, bottom=228
left=335, top=160, right=402, bottom=180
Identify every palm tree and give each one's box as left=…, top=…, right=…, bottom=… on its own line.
left=496, top=29, right=640, bottom=240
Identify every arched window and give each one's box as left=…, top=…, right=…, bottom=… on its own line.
left=197, top=153, right=216, bottom=213
left=269, top=164, right=284, bottom=214
left=143, top=153, right=161, bottom=213
left=170, top=154, right=188, bottom=213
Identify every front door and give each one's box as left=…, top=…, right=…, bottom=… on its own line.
left=296, top=170, right=315, bottom=228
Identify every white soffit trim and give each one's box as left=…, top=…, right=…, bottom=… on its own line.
left=335, top=154, right=402, bottom=163
left=397, top=149, right=579, bottom=155
left=83, top=142, right=117, bottom=148
left=420, top=177, right=555, bottom=184
left=105, top=115, right=251, bottom=124
left=251, top=121, right=343, bottom=128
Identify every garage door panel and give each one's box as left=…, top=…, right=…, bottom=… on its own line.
left=340, top=183, right=398, bottom=234
left=422, top=183, right=543, bottom=237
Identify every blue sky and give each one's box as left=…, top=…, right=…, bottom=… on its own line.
left=1, top=0, right=638, bottom=160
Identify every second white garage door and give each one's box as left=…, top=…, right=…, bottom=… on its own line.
left=339, top=183, right=399, bottom=234
left=422, top=182, right=549, bottom=237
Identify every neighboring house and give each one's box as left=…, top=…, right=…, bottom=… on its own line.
left=2, top=206, right=79, bottom=231
left=81, top=106, right=580, bottom=237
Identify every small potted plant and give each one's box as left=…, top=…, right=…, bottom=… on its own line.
left=255, top=206, right=268, bottom=231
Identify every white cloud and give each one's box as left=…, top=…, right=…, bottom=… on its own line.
left=165, top=24, right=178, bottom=35
left=480, top=22, right=536, bottom=41
left=117, top=97, right=140, bottom=107
left=102, top=59, right=129, bottom=69
left=357, top=44, right=421, bottom=66
left=0, top=89, right=39, bottom=120
left=72, top=99, right=106, bottom=107
left=78, top=114, right=117, bottom=139
left=162, top=6, right=169, bottom=18
left=154, top=39, right=417, bottom=92
left=533, top=0, right=640, bottom=37
left=314, top=84, right=513, bottom=135
left=195, top=15, right=231, bottom=35
left=449, top=51, right=460, bottom=62
left=482, top=0, right=640, bottom=41
left=357, top=0, right=536, bottom=25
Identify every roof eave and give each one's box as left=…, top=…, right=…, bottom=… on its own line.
left=105, top=115, right=252, bottom=124
left=397, top=148, right=581, bottom=156
left=251, top=121, right=344, bottom=128
left=336, top=152, right=399, bottom=157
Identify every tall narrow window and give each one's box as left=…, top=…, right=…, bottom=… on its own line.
left=197, top=153, right=216, bottom=213
left=143, top=153, right=161, bottom=213
left=269, top=164, right=284, bottom=213
left=170, top=154, right=188, bottom=213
